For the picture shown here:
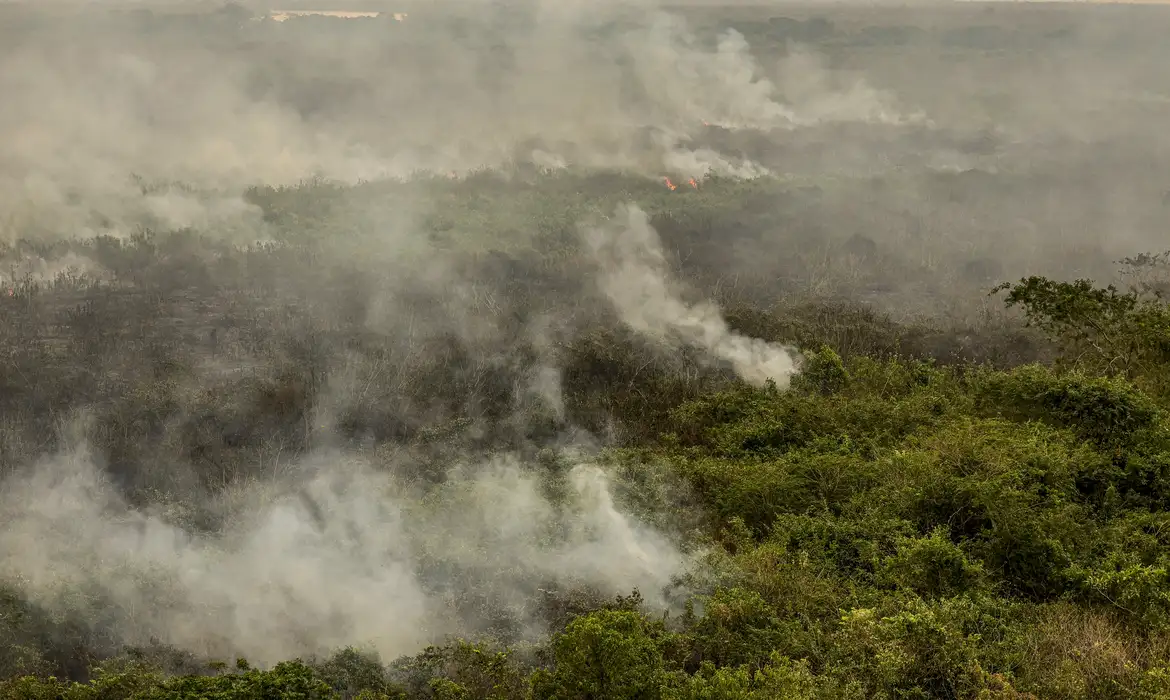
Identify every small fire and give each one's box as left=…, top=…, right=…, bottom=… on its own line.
left=663, top=176, right=699, bottom=191
left=701, top=120, right=711, bottom=127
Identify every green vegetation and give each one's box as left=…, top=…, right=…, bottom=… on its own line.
left=2, top=166, right=1170, bottom=698
left=4, top=3, right=1170, bottom=697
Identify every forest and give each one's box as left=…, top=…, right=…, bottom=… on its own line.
left=3, top=1, right=1170, bottom=698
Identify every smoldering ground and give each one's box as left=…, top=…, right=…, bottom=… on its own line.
left=0, top=433, right=691, bottom=666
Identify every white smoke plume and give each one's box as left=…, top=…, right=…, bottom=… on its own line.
left=0, top=438, right=688, bottom=666
left=584, top=204, right=801, bottom=388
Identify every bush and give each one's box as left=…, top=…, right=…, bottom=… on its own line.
left=879, top=528, right=988, bottom=598
left=531, top=610, right=668, bottom=700
left=830, top=597, right=1030, bottom=699
left=791, top=346, right=849, bottom=396
left=0, top=661, right=334, bottom=700
left=681, top=588, right=788, bottom=671
left=976, top=364, right=1163, bottom=448
left=663, top=654, right=855, bottom=700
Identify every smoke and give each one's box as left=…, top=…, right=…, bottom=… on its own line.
left=585, top=203, right=801, bottom=388
left=0, top=436, right=689, bottom=666
left=628, top=14, right=919, bottom=133
left=8, top=0, right=1169, bottom=679
left=772, top=47, right=928, bottom=128
left=0, top=2, right=922, bottom=244
left=0, top=251, right=110, bottom=289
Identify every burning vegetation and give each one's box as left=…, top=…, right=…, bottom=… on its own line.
left=4, top=1, right=1170, bottom=699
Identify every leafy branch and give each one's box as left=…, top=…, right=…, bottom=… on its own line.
left=992, top=276, right=1170, bottom=379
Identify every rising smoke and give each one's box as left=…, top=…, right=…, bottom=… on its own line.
left=0, top=0, right=945, bottom=666
left=5, top=0, right=1169, bottom=677
left=586, top=203, right=802, bottom=388
left=0, top=428, right=689, bottom=665
left=0, top=1, right=917, bottom=248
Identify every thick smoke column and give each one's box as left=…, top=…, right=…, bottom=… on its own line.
left=585, top=203, right=801, bottom=388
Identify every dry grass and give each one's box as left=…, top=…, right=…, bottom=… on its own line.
left=1016, top=604, right=1170, bottom=698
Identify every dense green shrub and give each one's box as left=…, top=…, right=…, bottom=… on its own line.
left=0, top=661, right=334, bottom=700
left=530, top=610, right=668, bottom=700
left=388, top=642, right=529, bottom=700
left=976, top=364, right=1163, bottom=448
left=878, top=528, right=988, bottom=598
left=663, top=654, right=855, bottom=700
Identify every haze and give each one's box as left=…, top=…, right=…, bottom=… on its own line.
left=1, top=0, right=1169, bottom=679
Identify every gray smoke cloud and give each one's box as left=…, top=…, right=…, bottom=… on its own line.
left=0, top=435, right=689, bottom=666
left=0, top=2, right=920, bottom=245
left=9, top=0, right=1169, bottom=677
left=585, top=203, right=801, bottom=388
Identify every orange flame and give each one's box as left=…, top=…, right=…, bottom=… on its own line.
left=688, top=178, right=698, bottom=189
left=664, top=177, right=677, bottom=191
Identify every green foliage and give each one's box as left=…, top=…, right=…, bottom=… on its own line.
left=681, top=588, right=789, bottom=671
left=664, top=654, right=855, bottom=699
left=0, top=661, right=334, bottom=700
left=995, top=276, right=1170, bottom=382
left=531, top=610, right=668, bottom=700
left=666, top=359, right=961, bottom=460
left=976, top=363, right=1163, bottom=448
left=791, top=346, right=849, bottom=396
left=1066, top=553, right=1170, bottom=631
left=830, top=597, right=1031, bottom=699
left=314, top=648, right=393, bottom=699
left=393, top=642, right=528, bottom=700
left=138, top=661, right=334, bottom=700
left=878, top=528, right=988, bottom=598
left=868, top=419, right=1095, bottom=599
